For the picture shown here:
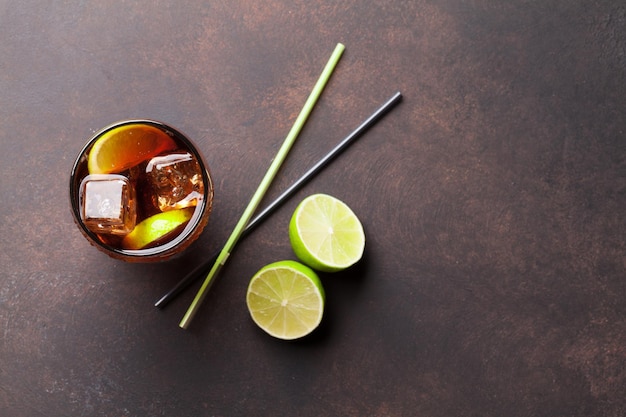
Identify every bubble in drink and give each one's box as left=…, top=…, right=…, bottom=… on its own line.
left=145, top=152, right=204, bottom=212
left=80, top=174, right=137, bottom=235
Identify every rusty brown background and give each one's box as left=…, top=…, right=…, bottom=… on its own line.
left=1, top=1, right=625, bottom=416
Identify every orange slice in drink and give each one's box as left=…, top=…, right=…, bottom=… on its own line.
left=87, top=124, right=177, bottom=174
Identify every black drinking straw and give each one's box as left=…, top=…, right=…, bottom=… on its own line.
left=154, top=91, right=403, bottom=308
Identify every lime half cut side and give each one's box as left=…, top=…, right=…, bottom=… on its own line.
left=289, top=193, right=365, bottom=272
left=246, top=260, right=325, bottom=340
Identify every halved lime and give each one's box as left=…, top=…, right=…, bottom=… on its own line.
left=121, top=207, right=194, bottom=250
left=88, top=123, right=177, bottom=174
left=289, top=194, right=365, bottom=272
left=246, top=260, right=325, bottom=340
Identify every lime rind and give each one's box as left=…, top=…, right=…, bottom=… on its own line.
left=246, top=260, right=325, bottom=340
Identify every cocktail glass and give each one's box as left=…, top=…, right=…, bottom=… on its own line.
left=69, top=119, right=213, bottom=262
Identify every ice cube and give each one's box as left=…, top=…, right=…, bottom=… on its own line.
left=79, top=174, right=136, bottom=235
left=145, top=152, right=204, bottom=211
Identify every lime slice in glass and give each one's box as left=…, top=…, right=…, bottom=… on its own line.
left=246, top=260, right=325, bottom=340
left=289, top=193, right=365, bottom=272
left=121, top=207, right=193, bottom=250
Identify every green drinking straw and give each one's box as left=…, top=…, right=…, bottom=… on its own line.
left=179, top=43, right=345, bottom=329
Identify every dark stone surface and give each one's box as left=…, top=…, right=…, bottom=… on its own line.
left=1, top=1, right=624, bottom=416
